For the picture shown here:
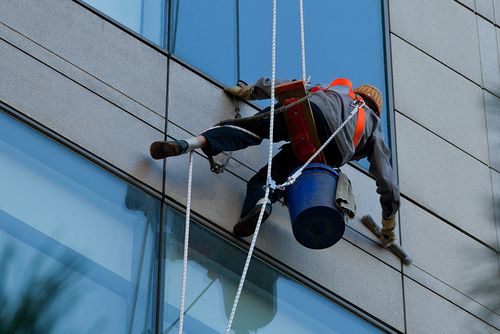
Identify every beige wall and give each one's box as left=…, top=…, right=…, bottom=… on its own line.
left=390, top=0, right=499, bottom=332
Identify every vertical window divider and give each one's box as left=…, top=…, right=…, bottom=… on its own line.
left=236, top=0, right=241, bottom=82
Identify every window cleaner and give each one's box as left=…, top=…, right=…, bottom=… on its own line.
left=150, top=77, right=402, bottom=334
left=150, top=77, right=400, bottom=247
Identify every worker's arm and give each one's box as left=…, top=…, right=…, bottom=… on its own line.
left=365, top=118, right=400, bottom=245
left=224, top=77, right=292, bottom=100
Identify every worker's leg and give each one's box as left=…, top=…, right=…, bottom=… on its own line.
left=233, top=144, right=299, bottom=237
left=150, top=105, right=288, bottom=160
left=201, top=104, right=288, bottom=156
left=150, top=135, right=207, bottom=160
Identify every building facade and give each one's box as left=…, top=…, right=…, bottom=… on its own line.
left=0, top=0, right=498, bottom=333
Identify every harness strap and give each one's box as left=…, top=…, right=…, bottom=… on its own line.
left=353, top=105, right=366, bottom=147
left=311, top=78, right=366, bottom=148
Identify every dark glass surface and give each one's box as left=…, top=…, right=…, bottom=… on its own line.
left=162, top=207, right=383, bottom=333
left=0, top=111, right=159, bottom=333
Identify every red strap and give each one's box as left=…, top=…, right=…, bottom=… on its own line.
left=311, top=78, right=356, bottom=99
left=353, top=107, right=366, bottom=148
left=311, top=77, right=365, bottom=147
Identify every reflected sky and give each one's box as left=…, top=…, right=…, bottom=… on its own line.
left=84, top=0, right=166, bottom=46
left=169, top=0, right=237, bottom=84
left=171, top=0, right=389, bottom=168
left=0, top=111, right=158, bottom=333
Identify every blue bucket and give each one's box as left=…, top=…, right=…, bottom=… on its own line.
left=286, top=163, right=345, bottom=249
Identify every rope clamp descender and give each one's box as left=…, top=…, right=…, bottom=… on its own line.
left=266, top=177, right=281, bottom=192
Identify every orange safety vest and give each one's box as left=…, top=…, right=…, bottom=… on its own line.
left=311, top=78, right=366, bottom=148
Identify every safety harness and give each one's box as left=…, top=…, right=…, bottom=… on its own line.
left=310, top=77, right=366, bottom=148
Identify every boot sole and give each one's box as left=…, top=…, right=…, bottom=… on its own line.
left=150, top=141, right=182, bottom=160
left=233, top=204, right=271, bottom=237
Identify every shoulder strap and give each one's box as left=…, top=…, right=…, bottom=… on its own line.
left=311, top=78, right=366, bottom=148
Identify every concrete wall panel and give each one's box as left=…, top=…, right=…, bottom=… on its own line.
left=459, top=0, right=476, bottom=10
left=390, top=0, right=482, bottom=83
left=400, top=198, right=498, bottom=315
left=476, top=0, right=496, bottom=21
left=492, top=170, right=500, bottom=250
left=396, top=113, right=496, bottom=247
left=485, top=91, right=500, bottom=171
left=497, top=28, right=500, bottom=65
left=392, top=35, right=489, bottom=163
left=495, top=0, right=500, bottom=24
left=405, top=263, right=500, bottom=330
left=477, top=17, right=500, bottom=96
left=0, top=39, right=163, bottom=191
left=0, top=21, right=165, bottom=132
left=0, top=0, right=167, bottom=115
left=405, top=278, right=498, bottom=334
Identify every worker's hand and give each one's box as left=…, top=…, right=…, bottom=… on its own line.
left=223, top=84, right=253, bottom=100
left=381, top=215, right=397, bottom=247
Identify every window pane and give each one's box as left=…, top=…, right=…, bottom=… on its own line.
left=0, top=110, right=159, bottom=333
left=239, top=0, right=389, bottom=168
left=162, top=207, right=383, bottom=333
left=169, top=0, right=237, bottom=85
left=83, top=0, right=166, bottom=47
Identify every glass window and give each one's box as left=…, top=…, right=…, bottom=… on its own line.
left=240, top=0, right=387, bottom=93
left=162, top=207, right=383, bottom=333
left=238, top=0, right=389, bottom=168
left=0, top=110, right=159, bottom=333
left=169, top=0, right=237, bottom=84
left=83, top=0, right=167, bottom=47
left=167, top=0, right=390, bottom=168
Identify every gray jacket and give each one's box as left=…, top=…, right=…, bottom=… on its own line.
left=251, top=77, right=400, bottom=219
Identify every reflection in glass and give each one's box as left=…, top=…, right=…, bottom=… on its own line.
left=163, top=207, right=383, bottom=333
left=239, top=0, right=388, bottom=168
left=169, top=0, right=237, bottom=84
left=0, top=243, right=85, bottom=333
left=166, top=0, right=390, bottom=168
left=83, top=0, right=167, bottom=47
left=0, top=111, right=159, bottom=333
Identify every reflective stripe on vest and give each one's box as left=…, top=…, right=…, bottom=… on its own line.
left=311, top=78, right=366, bottom=148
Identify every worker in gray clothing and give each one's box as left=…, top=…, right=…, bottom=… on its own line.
left=150, top=78, right=400, bottom=246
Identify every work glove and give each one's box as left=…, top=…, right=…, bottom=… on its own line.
left=223, top=84, right=254, bottom=100
left=381, top=215, right=397, bottom=247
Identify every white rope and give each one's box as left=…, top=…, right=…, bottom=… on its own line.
left=178, top=151, right=194, bottom=334
left=224, top=0, right=277, bottom=333
left=299, top=0, right=307, bottom=83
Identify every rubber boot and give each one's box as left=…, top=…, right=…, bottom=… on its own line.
left=233, top=198, right=272, bottom=237
left=150, top=140, right=188, bottom=160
